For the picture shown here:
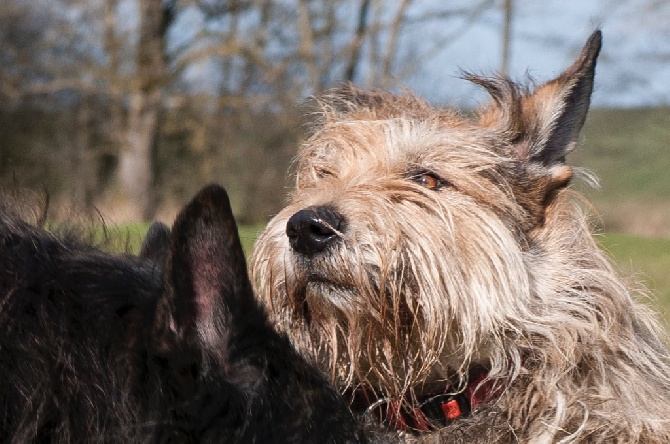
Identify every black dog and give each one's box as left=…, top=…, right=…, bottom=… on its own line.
left=0, top=184, right=363, bottom=443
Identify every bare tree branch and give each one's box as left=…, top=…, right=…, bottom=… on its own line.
left=345, top=0, right=371, bottom=82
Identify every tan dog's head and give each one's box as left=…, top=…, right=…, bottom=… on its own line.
left=251, top=32, right=601, bottom=403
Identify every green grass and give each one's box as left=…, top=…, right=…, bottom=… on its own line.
left=575, top=108, right=670, bottom=200
left=103, top=222, right=263, bottom=257
left=95, top=222, right=154, bottom=255
left=238, top=224, right=266, bottom=257
left=598, top=232, right=670, bottom=322
left=571, top=108, right=670, bottom=236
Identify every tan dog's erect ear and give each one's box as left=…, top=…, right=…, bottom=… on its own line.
left=519, top=30, right=601, bottom=166
left=474, top=30, right=601, bottom=173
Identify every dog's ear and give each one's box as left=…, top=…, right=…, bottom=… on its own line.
left=519, top=30, right=601, bottom=166
left=154, top=184, right=253, bottom=356
left=139, top=221, right=170, bottom=264
left=475, top=30, right=601, bottom=186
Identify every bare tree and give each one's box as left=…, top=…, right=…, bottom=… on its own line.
left=344, top=0, right=371, bottom=82
left=116, top=0, right=173, bottom=220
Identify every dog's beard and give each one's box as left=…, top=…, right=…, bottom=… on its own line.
left=255, top=222, right=467, bottom=401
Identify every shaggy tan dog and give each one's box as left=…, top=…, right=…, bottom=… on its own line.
left=251, top=31, right=670, bottom=442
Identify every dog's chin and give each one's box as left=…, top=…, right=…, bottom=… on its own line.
left=304, top=278, right=358, bottom=313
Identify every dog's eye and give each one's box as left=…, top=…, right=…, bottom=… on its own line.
left=314, top=167, right=334, bottom=179
left=408, top=169, right=446, bottom=190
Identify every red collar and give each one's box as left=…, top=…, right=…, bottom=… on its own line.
left=348, top=371, right=497, bottom=433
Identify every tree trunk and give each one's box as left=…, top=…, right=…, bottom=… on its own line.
left=73, top=97, right=95, bottom=210
left=116, top=0, right=168, bottom=221
left=345, top=0, right=371, bottom=82
left=118, top=91, right=159, bottom=220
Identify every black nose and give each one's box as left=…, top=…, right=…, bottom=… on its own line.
left=286, top=206, right=345, bottom=256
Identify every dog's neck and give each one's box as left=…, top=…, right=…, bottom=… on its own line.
left=348, top=370, right=497, bottom=433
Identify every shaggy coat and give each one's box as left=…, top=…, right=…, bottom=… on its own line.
left=251, top=31, right=670, bottom=443
left=0, top=185, right=363, bottom=443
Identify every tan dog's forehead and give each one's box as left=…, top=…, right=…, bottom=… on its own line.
left=300, top=115, right=509, bottom=183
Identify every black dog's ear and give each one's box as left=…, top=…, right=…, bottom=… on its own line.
left=155, top=184, right=253, bottom=356
left=139, top=221, right=170, bottom=264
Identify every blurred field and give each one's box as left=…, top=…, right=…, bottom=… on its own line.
left=573, top=107, right=670, bottom=237
left=238, top=225, right=267, bottom=257
left=116, top=222, right=262, bottom=257
left=598, top=232, right=670, bottom=323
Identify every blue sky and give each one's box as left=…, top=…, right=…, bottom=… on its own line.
left=403, top=0, right=670, bottom=107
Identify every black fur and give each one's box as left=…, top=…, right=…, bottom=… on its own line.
left=0, top=184, right=363, bottom=443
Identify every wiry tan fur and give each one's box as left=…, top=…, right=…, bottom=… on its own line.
left=251, top=31, right=670, bottom=443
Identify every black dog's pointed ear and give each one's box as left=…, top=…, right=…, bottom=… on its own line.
left=158, top=184, right=252, bottom=353
left=139, top=221, right=170, bottom=264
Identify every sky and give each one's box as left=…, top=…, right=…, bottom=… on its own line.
left=402, top=0, right=670, bottom=107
